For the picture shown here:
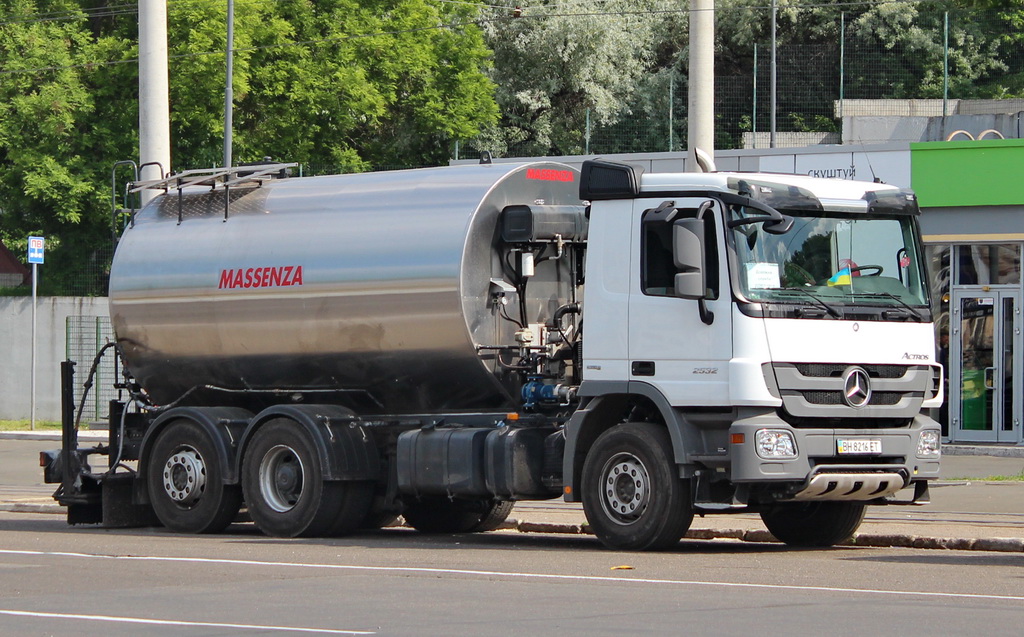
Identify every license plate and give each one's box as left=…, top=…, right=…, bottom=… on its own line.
left=837, top=438, right=882, bottom=454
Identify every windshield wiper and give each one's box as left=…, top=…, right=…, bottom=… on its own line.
left=848, top=292, right=924, bottom=322
left=758, top=287, right=842, bottom=318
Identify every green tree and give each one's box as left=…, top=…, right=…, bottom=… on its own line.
left=0, top=0, right=498, bottom=294
left=0, top=0, right=123, bottom=293
left=163, top=0, right=496, bottom=171
left=477, top=0, right=675, bottom=157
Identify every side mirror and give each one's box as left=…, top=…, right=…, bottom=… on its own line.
left=673, top=219, right=706, bottom=300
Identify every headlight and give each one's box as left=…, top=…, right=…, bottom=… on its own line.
left=755, top=429, right=798, bottom=459
left=917, top=430, right=941, bottom=458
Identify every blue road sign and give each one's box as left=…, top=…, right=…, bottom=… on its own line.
left=28, top=236, right=44, bottom=264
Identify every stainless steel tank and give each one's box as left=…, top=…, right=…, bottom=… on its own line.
left=109, top=162, right=583, bottom=413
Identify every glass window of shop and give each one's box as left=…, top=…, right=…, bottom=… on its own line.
left=955, top=244, right=1021, bottom=286
left=927, top=243, right=1023, bottom=439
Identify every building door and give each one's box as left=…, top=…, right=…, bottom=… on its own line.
left=950, top=289, right=1021, bottom=443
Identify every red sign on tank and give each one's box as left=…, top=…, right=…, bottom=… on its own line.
left=526, top=168, right=574, bottom=182
left=219, top=266, right=304, bottom=289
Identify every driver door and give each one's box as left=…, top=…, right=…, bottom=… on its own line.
left=628, top=198, right=733, bottom=405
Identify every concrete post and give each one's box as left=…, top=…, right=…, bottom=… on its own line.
left=688, top=0, right=715, bottom=172
left=139, top=0, right=171, bottom=203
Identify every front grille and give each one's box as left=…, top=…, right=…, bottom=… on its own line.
left=796, top=390, right=906, bottom=406
left=793, top=363, right=908, bottom=379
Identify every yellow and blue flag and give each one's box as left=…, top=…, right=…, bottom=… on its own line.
left=827, top=267, right=852, bottom=286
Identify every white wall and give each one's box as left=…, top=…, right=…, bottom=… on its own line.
left=0, top=297, right=108, bottom=421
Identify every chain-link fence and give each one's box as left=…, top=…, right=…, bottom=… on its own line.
left=66, top=316, right=118, bottom=423
left=478, top=7, right=1024, bottom=157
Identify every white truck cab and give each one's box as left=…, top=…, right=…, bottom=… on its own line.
left=564, top=160, right=941, bottom=549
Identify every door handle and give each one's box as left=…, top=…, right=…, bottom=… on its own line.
left=984, top=366, right=996, bottom=390
left=631, top=361, right=656, bottom=377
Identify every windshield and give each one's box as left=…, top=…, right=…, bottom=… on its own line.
left=730, top=205, right=929, bottom=314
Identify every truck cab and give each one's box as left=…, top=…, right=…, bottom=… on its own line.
left=564, top=160, right=941, bottom=549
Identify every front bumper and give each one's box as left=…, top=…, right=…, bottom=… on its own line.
left=728, top=412, right=941, bottom=502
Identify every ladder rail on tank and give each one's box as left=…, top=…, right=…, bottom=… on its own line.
left=125, top=163, right=298, bottom=225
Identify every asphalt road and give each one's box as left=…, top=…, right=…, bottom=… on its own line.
left=1, top=510, right=1022, bottom=636
left=2, top=436, right=1023, bottom=635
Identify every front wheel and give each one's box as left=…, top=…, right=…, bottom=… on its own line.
left=760, top=501, right=866, bottom=547
left=581, top=423, right=693, bottom=551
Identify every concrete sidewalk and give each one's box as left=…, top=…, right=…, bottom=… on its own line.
left=2, top=432, right=1023, bottom=552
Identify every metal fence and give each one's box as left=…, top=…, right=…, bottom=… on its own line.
left=66, top=315, right=118, bottom=423
left=478, top=7, right=1024, bottom=157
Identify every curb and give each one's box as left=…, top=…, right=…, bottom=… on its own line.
left=0, top=431, right=106, bottom=442
left=506, top=520, right=1024, bottom=553
left=0, top=503, right=64, bottom=515
left=941, top=445, right=1024, bottom=458
left=4, top=504, right=1021, bottom=552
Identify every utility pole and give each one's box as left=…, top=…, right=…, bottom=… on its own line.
left=688, top=0, right=715, bottom=171
left=224, top=0, right=234, bottom=168
left=139, top=0, right=171, bottom=203
left=770, top=0, right=777, bottom=148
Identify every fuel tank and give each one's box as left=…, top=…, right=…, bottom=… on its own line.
left=109, top=162, right=584, bottom=413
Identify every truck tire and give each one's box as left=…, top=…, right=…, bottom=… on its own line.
left=146, top=420, right=242, bottom=534
left=760, top=501, right=866, bottom=547
left=581, top=423, right=693, bottom=551
left=403, top=497, right=514, bottom=534
left=241, top=419, right=373, bottom=537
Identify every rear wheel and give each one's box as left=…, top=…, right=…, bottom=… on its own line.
left=760, top=501, right=866, bottom=547
left=146, top=420, right=241, bottom=534
left=403, top=497, right=514, bottom=534
left=242, top=420, right=373, bottom=537
left=581, top=423, right=693, bottom=551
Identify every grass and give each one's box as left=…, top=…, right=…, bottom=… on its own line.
left=972, top=472, right=1024, bottom=482
left=0, top=420, right=62, bottom=431
left=948, top=472, right=1024, bottom=482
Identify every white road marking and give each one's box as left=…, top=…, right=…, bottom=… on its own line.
left=0, top=609, right=374, bottom=634
left=1, top=548, right=1022, bottom=603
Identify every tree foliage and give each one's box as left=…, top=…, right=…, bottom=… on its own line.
left=478, top=0, right=676, bottom=157
left=4, top=0, right=1024, bottom=294
left=0, top=0, right=497, bottom=293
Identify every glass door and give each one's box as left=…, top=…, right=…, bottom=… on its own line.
left=950, top=289, right=1021, bottom=443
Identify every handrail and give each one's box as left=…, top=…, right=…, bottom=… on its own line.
left=125, top=163, right=298, bottom=224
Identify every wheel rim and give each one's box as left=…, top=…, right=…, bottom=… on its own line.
left=259, top=444, right=305, bottom=513
left=161, top=446, right=208, bottom=506
left=598, top=452, right=651, bottom=525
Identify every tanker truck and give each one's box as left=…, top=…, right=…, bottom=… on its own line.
left=43, top=159, right=942, bottom=550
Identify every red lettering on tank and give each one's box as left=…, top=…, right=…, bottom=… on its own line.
left=218, top=266, right=305, bottom=289
left=526, top=168, right=574, bottom=183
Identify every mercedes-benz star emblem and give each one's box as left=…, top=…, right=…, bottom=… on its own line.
left=842, top=366, right=872, bottom=408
